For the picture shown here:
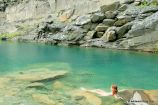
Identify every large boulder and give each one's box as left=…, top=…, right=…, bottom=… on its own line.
left=104, top=11, right=118, bottom=19
left=119, top=11, right=158, bottom=50
left=140, top=6, right=158, bottom=14
left=91, top=12, right=105, bottom=23
left=100, top=1, right=120, bottom=13
left=114, top=15, right=134, bottom=26
left=49, top=33, right=68, bottom=41
left=117, top=90, right=158, bottom=105
left=102, top=19, right=115, bottom=26
left=105, top=31, right=116, bottom=42
left=75, top=15, right=91, bottom=26
left=116, top=22, right=133, bottom=38
left=118, top=4, right=128, bottom=11
left=126, top=11, right=158, bottom=38
left=95, top=24, right=109, bottom=32
left=101, top=27, right=117, bottom=42
left=84, top=31, right=96, bottom=40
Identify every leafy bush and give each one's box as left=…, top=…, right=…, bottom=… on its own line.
left=0, top=32, right=21, bottom=39
left=139, top=0, right=158, bottom=7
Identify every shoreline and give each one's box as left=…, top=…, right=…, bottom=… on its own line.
left=2, top=39, right=158, bottom=54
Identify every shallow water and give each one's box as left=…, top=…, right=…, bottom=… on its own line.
left=0, top=41, right=158, bottom=91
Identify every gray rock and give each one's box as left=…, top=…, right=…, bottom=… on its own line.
left=101, top=27, right=117, bottom=42
left=100, top=1, right=120, bottom=13
left=95, top=24, right=109, bottom=32
left=75, top=15, right=91, bottom=26
left=119, top=32, right=158, bottom=49
left=47, top=24, right=62, bottom=33
left=140, top=6, right=158, bottom=14
left=80, top=39, right=108, bottom=48
left=102, top=19, right=115, bottom=26
left=114, top=15, right=134, bottom=26
left=105, top=11, right=118, bottom=19
left=67, top=31, right=86, bottom=41
left=62, top=24, right=87, bottom=41
left=122, top=0, right=135, bottom=4
left=0, top=2, right=6, bottom=11
left=90, top=23, right=98, bottom=30
left=118, top=4, right=128, bottom=12
left=91, top=12, right=105, bottom=23
left=102, top=30, right=116, bottom=42
left=84, top=31, right=96, bottom=40
left=50, top=33, right=68, bottom=41
left=126, top=11, right=158, bottom=38
left=123, top=6, right=141, bottom=16
left=137, top=13, right=153, bottom=19
left=96, top=32, right=104, bottom=38
left=82, top=22, right=92, bottom=31
left=116, top=22, right=133, bottom=38
left=134, top=1, right=141, bottom=6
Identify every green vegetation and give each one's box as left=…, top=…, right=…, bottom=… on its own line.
left=0, top=23, right=37, bottom=40
left=0, top=32, right=22, bottom=39
left=139, top=0, right=158, bottom=7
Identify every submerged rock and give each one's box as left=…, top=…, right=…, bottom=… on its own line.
left=70, top=90, right=102, bottom=105
left=53, top=81, right=64, bottom=90
left=32, top=94, right=56, bottom=105
left=14, top=70, right=68, bottom=82
left=26, top=82, right=46, bottom=89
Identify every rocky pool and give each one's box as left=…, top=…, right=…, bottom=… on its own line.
left=0, top=41, right=158, bottom=91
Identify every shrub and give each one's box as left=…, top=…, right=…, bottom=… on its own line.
left=0, top=32, right=22, bottom=39
left=139, top=0, right=158, bottom=7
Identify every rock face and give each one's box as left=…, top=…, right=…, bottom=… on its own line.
left=126, top=11, right=158, bottom=38
left=1, top=0, right=158, bottom=52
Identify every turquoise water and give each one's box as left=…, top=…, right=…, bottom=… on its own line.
left=0, top=41, right=158, bottom=91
